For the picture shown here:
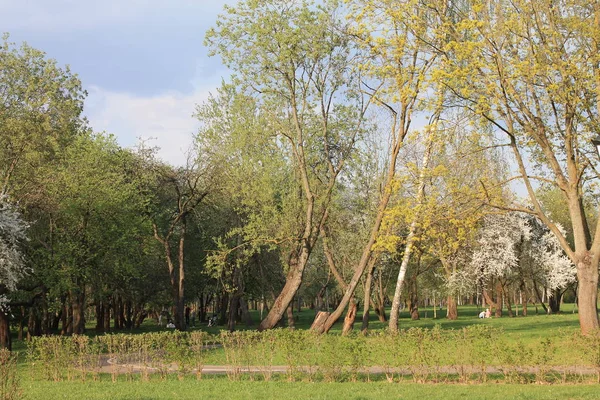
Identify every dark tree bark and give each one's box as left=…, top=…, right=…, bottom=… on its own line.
left=95, top=301, right=104, bottom=333
left=548, top=288, right=561, bottom=314
left=0, top=310, right=10, bottom=351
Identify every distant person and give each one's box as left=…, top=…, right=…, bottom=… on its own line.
left=478, top=310, right=485, bottom=319
left=208, top=314, right=217, bottom=327
left=485, top=308, right=491, bottom=318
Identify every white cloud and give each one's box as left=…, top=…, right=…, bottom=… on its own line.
left=85, top=81, right=212, bottom=166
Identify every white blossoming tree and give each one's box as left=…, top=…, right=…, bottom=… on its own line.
left=469, top=212, right=575, bottom=317
left=0, top=194, right=28, bottom=350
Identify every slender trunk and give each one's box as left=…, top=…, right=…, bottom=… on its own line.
left=286, top=304, right=295, bottom=329
left=389, top=135, right=433, bottom=332
left=176, top=220, right=186, bottom=331
left=361, top=258, right=378, bottom=332
left=103, top=299, right=111, bottom=331
left=549, top=288, right=561, bottom=314
left=95, top=301, right=104, bottom=333
left=532, top=280, right=549, bottom=314
left=505, top=288, right=514, bottom=317
left=0, top=310, right=10, bottom=351
left=18, top=307, right=24, bottom=341
left=71, top=285, right=85, bottom=335
left=218, top=293, right=228, bottom=326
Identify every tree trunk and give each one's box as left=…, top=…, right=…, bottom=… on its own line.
left=342, top=299, right=358, bottom=335
left=361, top=259, right=377, bottom=332
left=286, top=304, right=295, bottom=329
left=494, top=281, right=503, bottom=318
left=446, top=296, right=458, bottom=320
left=0, top=310, right=10, bottom=351
left=227, top=293, right=240, bottom=332
left=18, top=307, right=24, bottom=341
left=389, top=135, right=433, bottom=332
left=71, top=286, right=85, bottom=335
left=408, top=278, right=419, bottom=320
left=548, top=288, right=561, bottom=314
left=576, top=258, right=600, bottom=334
left=310, top=311, right=329, bottom=330
left=176, top=220, right=186, bottom=331
left=103, top=299, right=111, bottom=332
left=259, top=248, right=310, bottom=330
left=95, top=301, right=104, bottom=333
left=239, top=298, right=253, bottom=327
left=218, top=293, right=228, bottom=326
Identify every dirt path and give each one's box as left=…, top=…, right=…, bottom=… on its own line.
left=94, top=355, right=599, bottom=376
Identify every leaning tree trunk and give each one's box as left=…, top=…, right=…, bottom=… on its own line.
left=259, top=245, right=311, bottom=330
left=389, top=135, right=433, bottom=332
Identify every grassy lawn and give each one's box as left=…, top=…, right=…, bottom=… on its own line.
left=19, top=376, right=600, bottom=400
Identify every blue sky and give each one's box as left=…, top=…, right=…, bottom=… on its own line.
left=0, top=0, right=237, bottom=165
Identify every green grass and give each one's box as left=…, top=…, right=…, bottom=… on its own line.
left=18, top=376, right=600, bottom=400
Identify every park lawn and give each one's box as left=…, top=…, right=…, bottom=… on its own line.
left=19, top=376, right=600, bottom=400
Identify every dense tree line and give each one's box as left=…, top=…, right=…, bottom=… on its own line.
left=2, top=0, right=600, bottom=349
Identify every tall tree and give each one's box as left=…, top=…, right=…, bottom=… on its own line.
left=206, top=0, right=369, bottom=330
left=443, top=0, right=600, bottom=332
left=0, top=195, right=27, bottom=350
left=310, top=0, right=449, bottom=333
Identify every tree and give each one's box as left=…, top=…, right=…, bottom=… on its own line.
left=206, top=0, right=370, bottom=330
left=470, top=212, right=576, bottom=317
left=0, top=35, right=85, bottom=346
left=311, top=0, right=451, bottom=333
left=0, top=195, right=27, bottom=350
left=443, top=0, right=600, bottom=333
left=140, top=152, right=210, bottom=331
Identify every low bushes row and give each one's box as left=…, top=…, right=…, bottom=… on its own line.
left=24, top=326, right=600, bottom=384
